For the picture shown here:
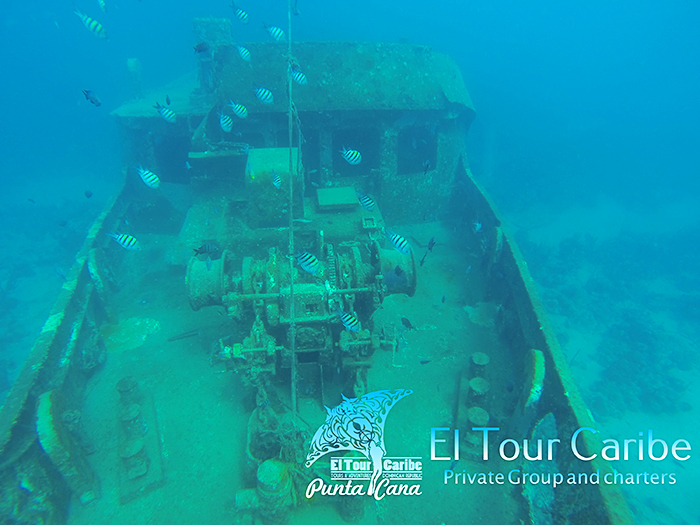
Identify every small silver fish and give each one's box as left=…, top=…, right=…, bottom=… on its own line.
left=108, top=233, right=140, bottom=250
left=194, top=243, right=218, bottom=256
left=387, top=232, right=411, bottom=255
left=231, top=3, right=248, bottom=24
left=358, top=193, right=376, bottom=211
left=228, top=100, right=248, bottom=118
left=154, top=102, right=176, bottom=123
left=74, top=9, right=107, bottom=39
left=219, top=112, right=233, bottom=132
left=236, top=44, right=251, bottom=62
left=341, top=147, right=361, bottom=165
left=289, top=67, right=307, bottom=85
left=254, top=87, right=274, bottom=104
left=265, top=24, right=286, bottom=42
left=246, top=161, right=256, bottom=180
left=296, top=251, right=320, bottom=274
left=137, top=166, right=160, bottom=189
left=338, top=310, right=360, bottom=332
left=473, top=222, right=482, bottom=233
left=54, top=266, right=67, bottom=282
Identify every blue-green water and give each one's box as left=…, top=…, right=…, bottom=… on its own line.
left=1, top=1, right=698, bottom=524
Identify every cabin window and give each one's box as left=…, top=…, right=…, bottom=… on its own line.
left=301, top=129, right=320, bottom=196
left=299, top=129, right=320, bottom=173
left=397, top=126, right=437, bottom=175
left=305, top=303, right=319, bottom=315
left=152, top=134, right=192, bottom=183
left=275, top=128, right=320, bottom=197
left=297, top=351, right=320, bottom=364
left=332, top=128, right=379, bottom=177
left=275, top=128, right=301, bottom=148
left=238, top=132, right=266, bottom=149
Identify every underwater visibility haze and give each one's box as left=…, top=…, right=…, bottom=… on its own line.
left=0, top=1, right=699, bottom=524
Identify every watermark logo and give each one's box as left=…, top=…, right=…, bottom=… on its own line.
left=305, top=389, right=419, bottom=497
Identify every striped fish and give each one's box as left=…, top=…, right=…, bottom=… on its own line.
left=137, top=166, right=160, bottom=189
left=338, top=310, right=361, bottom=332
left=153, top=102, right=176, bottom=123
left=236, top=44, right=251, bottom=62
left=228, top=100, right=248, bottom=119
left=108, top=233, right=140, bottom=251
left=98, top=0, right=107, bottom=13
left=272, top=172, right=282, bottom=189
left=387, top=232, right=411, bottom=255
left=194, top=243, right=218, bottom=256
left=232, top=5, right=248, bottom=24
left=264, top=24, right=286, bottom=42
left=219, top=112, right=233, bottom=132
left=296, top=252, right=320, bottom=275
left=74, top=10, right=108, bottom=40
left=358, top=193, right=376, bottom=211
left=289, top=67, right=308, bottom=85
left=341, top=147, right=361, bottom=165
left=254, top=87, right=274, bottom=104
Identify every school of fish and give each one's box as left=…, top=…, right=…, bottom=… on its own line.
left=72, top=0, right=439, bottom=338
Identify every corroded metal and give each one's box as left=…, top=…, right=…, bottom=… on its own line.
left=0, top=179, right=127, bottom=522
left=36, top=390, right=98, bottom=505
